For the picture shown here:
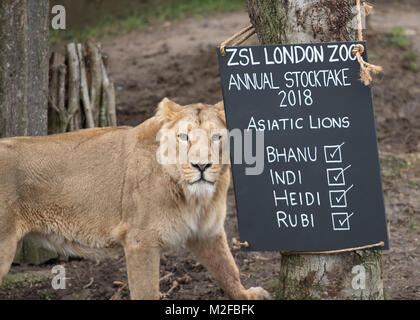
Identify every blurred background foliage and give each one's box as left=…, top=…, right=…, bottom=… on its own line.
left=50, top=0, right=246, bottom=44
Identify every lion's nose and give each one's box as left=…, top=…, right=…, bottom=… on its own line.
left=191, top=162, right=212, bottom=172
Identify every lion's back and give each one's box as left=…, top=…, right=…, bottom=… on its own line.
left=0, top=127, right=135, bottom=222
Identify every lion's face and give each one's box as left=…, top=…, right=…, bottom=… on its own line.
left=156, top=98, right=229, bottom=197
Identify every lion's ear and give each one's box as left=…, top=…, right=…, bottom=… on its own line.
left=214, top=101, right=226, bottom=124
left=156, top=97, right=182, bottom=122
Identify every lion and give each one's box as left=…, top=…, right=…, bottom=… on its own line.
left=0, top=98, right=270, bottom=300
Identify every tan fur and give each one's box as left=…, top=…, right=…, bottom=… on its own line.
left=0, top=98, right=270, bottom=300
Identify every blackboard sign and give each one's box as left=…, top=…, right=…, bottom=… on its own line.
left=217, top=41, right=389, bottom=252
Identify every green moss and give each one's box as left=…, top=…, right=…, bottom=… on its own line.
left=256, top=0, right=289, bottom=44
left=0, top=271, right=52, bottom=290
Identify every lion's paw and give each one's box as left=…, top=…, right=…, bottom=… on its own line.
left=245, top=287, right=271, bottom=300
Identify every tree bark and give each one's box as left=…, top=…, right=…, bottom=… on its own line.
left=0, top=0, right=49, bottom=136
left=247, top=0, right=357, bottom=44
left=246, top=0, right=384, bottom=300
left=0, top=0, right=57, bottom=264
left=0, top=0, right=30, bottom=137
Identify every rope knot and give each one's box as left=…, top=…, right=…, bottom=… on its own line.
left=353, top=0, right=382, bottom=85
left=352, top=43, right=382, bottom=86
left=352, top=43, right=365, bottom=56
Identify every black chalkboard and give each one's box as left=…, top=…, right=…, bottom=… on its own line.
left=217, top=41, right=389, bottom=252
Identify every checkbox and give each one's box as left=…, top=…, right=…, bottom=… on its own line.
left=331, top=212, right=354, bottom=231
left=329, top=190, right=347, bottom=207
left=326, top=165, right=351, bottom=186
left=329, top=184, right=354, bottom=208
left=324, top=143, right=344, bottom=163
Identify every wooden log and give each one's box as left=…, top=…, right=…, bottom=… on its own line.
left=49, top=41, right=117, bottom=130
left=48, top=53, right=61, bottom=134
left=100, top=47, right=117, bottom=127
left=86, top=40, right=103, bottom=126
left=49, top=63, right=73, bottom=133
left=58, top=64, right=69, bottom=132
left=77, top=43, right=95, bottom=128
left=66, top=43, right=81, bottom=131
left=104, top=79, right=117, bottom=127
left=99, top=58, right=110, bottom=127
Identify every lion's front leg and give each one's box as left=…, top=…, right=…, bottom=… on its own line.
left=123, top=237, right=160, bottom=300
left=187, top=230, right=270, bottom=300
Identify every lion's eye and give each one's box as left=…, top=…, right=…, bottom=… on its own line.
left=211, top=134, right=222, bottom=142
left=178, top=133, right=189, bottom=141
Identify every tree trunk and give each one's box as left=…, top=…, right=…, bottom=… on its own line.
left=0, top=0, right=57, bottom=264
left=246, top=0, right=384, bottom=300
left=247, top=0, right=357, bottom=44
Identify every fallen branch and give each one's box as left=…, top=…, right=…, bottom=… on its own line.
left=163, top=280, right=179, bottom=298
left=159, top=272, right=174, bottom=283
left=83, top=277, right=94, bottom=289
left=110, top=281, right=127, bottom=300
left=49, top=41, right=117, bottom=133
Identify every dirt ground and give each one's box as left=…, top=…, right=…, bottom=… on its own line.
left=1, top=1, right=419, bottom=300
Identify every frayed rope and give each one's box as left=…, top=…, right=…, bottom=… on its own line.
left=352, top=44, right=383, bottom=86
